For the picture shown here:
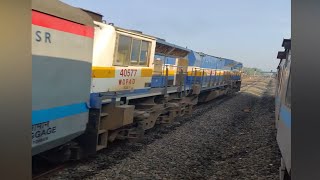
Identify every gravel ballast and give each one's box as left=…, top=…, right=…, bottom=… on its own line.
left=44, top=78, right=280, bottom=180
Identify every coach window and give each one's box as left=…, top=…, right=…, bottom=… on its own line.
left=115, top=35, right=132, bottom=66
left=285, top=74, right=291, bottom=108
left=278, top=68, right=283, bottom=95
left=139, top=40, right=150, bottom=66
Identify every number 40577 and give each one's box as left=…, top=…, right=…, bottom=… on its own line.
left=120, top=69, right=137, bottom=77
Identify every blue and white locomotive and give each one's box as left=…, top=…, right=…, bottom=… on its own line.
left=32, top=0, right=243, bottom=163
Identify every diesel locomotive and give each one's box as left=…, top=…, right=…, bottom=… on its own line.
left=32, top=0, right=243, bottom=163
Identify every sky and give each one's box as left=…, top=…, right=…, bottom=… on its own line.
left=61, top=0, right=291, bottom=71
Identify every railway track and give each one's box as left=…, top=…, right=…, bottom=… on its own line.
left=33, top=79, right=261, bottom=179
left=43, top=78, right=278, bottom=180
left=32, top=96, right=233, bottom=180
left=33, top=165, right=66, bottom=180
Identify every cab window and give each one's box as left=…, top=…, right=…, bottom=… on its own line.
left=115, top=35, right=131, bottom=66
left=140, top=40, right=150, bottom=66
left=115, top=34, right=151, bottom=66
left=130, top=39, right=141, bottom=64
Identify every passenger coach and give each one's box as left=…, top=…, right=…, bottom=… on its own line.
left=276, top=38, right=291, bottom=180
left=32, top=0, right=94, bottom=160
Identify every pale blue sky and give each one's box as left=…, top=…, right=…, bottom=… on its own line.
left=62, top=0, right=290, bottom=71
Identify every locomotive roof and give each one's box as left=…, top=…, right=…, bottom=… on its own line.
left=81, top=8, right=104, bottom=23
left=282, top=39, right=291, bottom=50
left=114, top=26, right=157, bottom=40
left=193, top=52, right=242, bottom=67
left=277, top=51, right=286, bottom=60
left=32, top=0, right=94, bottom=26
left=155, top=39, right=191, bottom=58
left=156, top=39, right=190, bottom=52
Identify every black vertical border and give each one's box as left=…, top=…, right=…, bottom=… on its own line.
left=292, top=0, right=320, bottom=179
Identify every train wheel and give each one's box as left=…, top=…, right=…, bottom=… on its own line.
left=46, top=145, right=72, bottom=164
left=128, top=127, right=145, bottom=143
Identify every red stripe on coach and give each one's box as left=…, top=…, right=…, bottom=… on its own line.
left=32, top=10, right=94, bottom=38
